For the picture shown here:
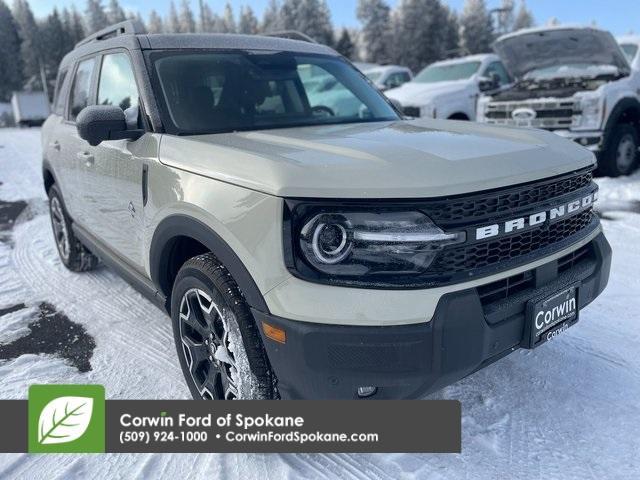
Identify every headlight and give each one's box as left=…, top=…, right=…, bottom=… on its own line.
left=284, top=203, right=465, bottom=287
left=421, top=103, right=436, bottom=118
left=575, top=95, right=603, bottom=130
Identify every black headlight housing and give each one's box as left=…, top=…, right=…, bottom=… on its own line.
left=283, top=199, right=465, bottom=288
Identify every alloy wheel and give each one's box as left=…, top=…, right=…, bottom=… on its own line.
left=178, top=288, right=241, bottom=400
left=50, top=196, right=70, bottom=261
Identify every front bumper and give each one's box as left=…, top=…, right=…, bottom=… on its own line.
left=254, top=233, right=611, bottom=399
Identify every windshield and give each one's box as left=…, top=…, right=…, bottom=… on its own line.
left=365, top=70, right=383, bottom=81
left=151, top=51, right=399, bottom=135
left=413, top=61, right=480, bottom=83
left=525, top=63, right=619, bottom=80
left=620, top=44, right=638, bottom=63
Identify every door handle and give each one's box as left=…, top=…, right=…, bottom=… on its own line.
left=77, top=152, right=94, bottom=166
left=50, top=140, right=60, bottom=151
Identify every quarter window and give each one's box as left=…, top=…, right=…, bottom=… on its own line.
left=69, top=57, right=96, bottom=121
left=53, top=69, right=68, bottom=116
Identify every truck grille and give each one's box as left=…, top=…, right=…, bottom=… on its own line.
left=431, top=210, right=595, bottom=275
left=484, top=99, right=578, bottom=130
left=422, top=169, right=593, bottom=226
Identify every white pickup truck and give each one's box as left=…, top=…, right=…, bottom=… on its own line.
left=385, top=54, right=511, bottom=120
left=478, top=26, right=640, bottom=177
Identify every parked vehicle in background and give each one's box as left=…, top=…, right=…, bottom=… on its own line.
left=478, top=26, right=640, bottom=177
left=11, top=91, right=50, bottom=127
left=385, top=54, right=511, bottom=120
left=618, top=36, right=640, bottom=70
left=363, top=65, right=413, bottom=91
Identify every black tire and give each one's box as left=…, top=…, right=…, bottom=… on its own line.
left=48, top=184, right=99, bottom=272
left=170, top=253, right=277, bottom=400
left=599, top=124, right=639, bottom=177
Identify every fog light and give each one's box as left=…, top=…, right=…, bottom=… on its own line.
left=357, top=386, right=378, bottom=398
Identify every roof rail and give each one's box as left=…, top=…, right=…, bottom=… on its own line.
left=75, top=20, right=147, bottom=49
left=264, top=30, right=317, bottom=44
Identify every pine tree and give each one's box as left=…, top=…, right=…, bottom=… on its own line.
left=443, top=7, right=461, bottom=57
left=238, top=6, right=258, bottom=34
left=70, top=6, right=86, bottom=43
left=200, top=3, right=218, bottom=32
left=85, top=0, right=109, bottom=33
left=168, top=1, right=180, bottom=33
left=41, top=8, right=68, bottom=97
left=107, top=0, right=126, bottom=25
left=392, top=0, right=449, bottom=73
left=496, top=0, right=514, bottom=35
left=148, top=10, right=164, bottom=33
left=0, top=0, right=23, bottom=101
left=13, top=0, right=42, bottom=88
left=357, top=0, right=392, bottom=64
left=513, top=0, right=534, bottom=31
left=179, top=0, right=196, bottom=33
left=221, top=3, right=235, bottom=33
left=459, top=0, right=494, bottom=55
left=261, top=0, right=283, bottom=33
left=281, top=0, right=333, bottom=45
left=335, top=28, right=355, bottom=59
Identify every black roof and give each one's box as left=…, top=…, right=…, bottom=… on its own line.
left=60, top=21, right=337, bottom=70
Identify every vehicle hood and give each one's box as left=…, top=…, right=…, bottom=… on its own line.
left=494, top=27, right=630, bottom=79
left=159, top=120, right=594, bottom=198
left=385, top=80, right=473, bottom=105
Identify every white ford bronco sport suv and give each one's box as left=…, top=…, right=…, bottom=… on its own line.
left=478, top=26, right=640, bottom=177
left=42, top=21, right=611, bottom=400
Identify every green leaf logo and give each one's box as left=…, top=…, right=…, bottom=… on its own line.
left=37, top=396, right=94, bottom=445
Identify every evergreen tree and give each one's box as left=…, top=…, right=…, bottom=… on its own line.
left=513, top=0, right=534, bottom=31
left=13, top=0, right=42, bottom=88
left=335, top=28, right=355, bottom=59
left=179, top=0, right=196, bottom=33
left=459, top=0, right=494, bottom=55
left=0, top=0, right=23, bottom=100
left=261, top=0, right=283, bottom=33
left=85, top=0, right=109, bottom=33
left=392, top=0, right=449, bottom=73
left=238, top=6, right=258, bottom=34
left=69, top=6, right=86, bottom=44
left=199, top=3, right=218, bottom=32
left=221, top=3, right=235, bottom=33
left=496, top=0, right=514, bottom=35
left=281, top=0, right=332, bottom=45
left=148, top=9, right=164, bottom=33
left=41, top=8, right=68, bottom=96
left=107, top=0, right=126, bottom=25
left=443, top=7, right=461, bottom=57
left=168, top=1, right=180, bottom=33
left=357, top=0, right=391, bottom=64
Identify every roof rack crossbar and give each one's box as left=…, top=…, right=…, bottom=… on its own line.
left=75, top=20, right=147, bottom=49
left=263, top=30, right=318, bottom=44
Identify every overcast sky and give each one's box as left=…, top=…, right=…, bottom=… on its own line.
left=26, top=0, right=640, bottom=36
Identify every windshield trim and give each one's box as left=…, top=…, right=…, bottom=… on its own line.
left=146, top=49, right=401, bottom=136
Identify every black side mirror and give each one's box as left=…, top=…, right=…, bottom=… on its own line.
left=478, top=76, right=498, bottom=92
left=76, top=105, right=143, bottom=146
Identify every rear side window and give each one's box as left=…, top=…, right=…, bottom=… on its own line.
left=69, top=57, right=96, bottom=121
left=53, top=69, right=68, bottom=116
left=98, top=53, right=139, bottom=112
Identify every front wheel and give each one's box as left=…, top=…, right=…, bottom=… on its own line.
left=170, top=253, right=277, bottom=400
left=599, top=124, right=639, bottom=177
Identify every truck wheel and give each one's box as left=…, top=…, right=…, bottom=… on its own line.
left=48, top=185, right=99, bottom=272
left=171, top=253, right=277, bottom=400
left=600, top=124, right=638, bottom=177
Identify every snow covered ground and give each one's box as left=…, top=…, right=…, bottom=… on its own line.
left=0, top=128, right=639, bottom=479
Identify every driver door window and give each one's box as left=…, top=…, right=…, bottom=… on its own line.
left=483, top=61, right=511, bottom=86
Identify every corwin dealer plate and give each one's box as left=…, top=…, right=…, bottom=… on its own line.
left=524, top=285, right=579, bottom=348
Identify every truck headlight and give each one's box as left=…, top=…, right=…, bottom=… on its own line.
left=575, top=95, right=603, bottom=130
left=421, top=103, right=436, bottom=118
left=284, top=202, right=465, bottom=287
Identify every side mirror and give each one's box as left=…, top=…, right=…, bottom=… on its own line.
left=76, top=105, right=143, bottom=146
left=478, top=76, right=498, bottom=92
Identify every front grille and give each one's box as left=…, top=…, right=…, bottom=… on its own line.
left=431, top=210, right=595, bottom=275
left=422, top=169, right=593, bottom=225
left=484, top=99, right=578, bottom=130
left=402, top=106, right=421, bottom=117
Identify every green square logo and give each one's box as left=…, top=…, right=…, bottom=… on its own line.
left=28, top=385, right=105, bottom=453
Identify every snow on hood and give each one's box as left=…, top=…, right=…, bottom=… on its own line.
left=385, top=79, right=474, bottom=105
left=494, top=27, right=630, bottom=79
